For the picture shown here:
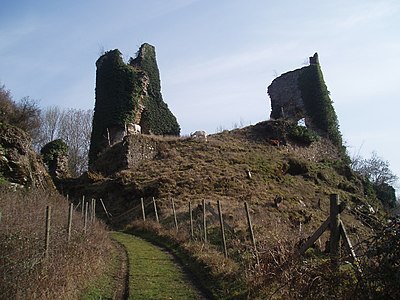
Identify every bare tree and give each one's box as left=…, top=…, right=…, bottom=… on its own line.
left=12, top=97, right=41, bottom=135
left=353, top=151, right=398, bottom=186
left=58, top=109, right=93, bottom=176
left=35, top=107, right=93, bottom=177
left=0, top=84, right=41, bottom=138
left=0, top=84, right=14, bottom=123
left=35, top=106, right=63, bottom=147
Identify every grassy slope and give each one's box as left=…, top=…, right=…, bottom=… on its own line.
left=62, top=120, right=384, bottom=298
left=65, top=120, right=381, bottom=249
left=0, top=188, right=113, bottom=300
left=105, top=122, right=378, bottom=237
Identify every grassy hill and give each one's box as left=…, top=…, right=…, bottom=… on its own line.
left=64, top=119, right=380, bottom=222
left=60, top=119, right=384, bottom=298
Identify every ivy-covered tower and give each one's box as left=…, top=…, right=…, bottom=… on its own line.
left=89, top=43, right=180, bottom=166
left=268, top=53, right=343, bottom=148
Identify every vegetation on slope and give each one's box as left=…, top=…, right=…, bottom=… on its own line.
left=61, top=120, right=389, bottom=298
left=0, top=122, right=55, bottom=189
left=0, top=188, right=114, bottom=299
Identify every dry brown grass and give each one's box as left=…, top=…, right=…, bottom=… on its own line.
left=0, top=186, right=112, bottom=299
left=117, top=193, right=372, bottom=298
left=61, top=121, right=383, bottom=299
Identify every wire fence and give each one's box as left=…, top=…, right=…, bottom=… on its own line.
left=102, top=194, right=364, bottom=271
left=0, top=191, right=103, bottom=299
left=107, top=196, right=264, bottom=265
left=1, top=189, right=368, bottom=298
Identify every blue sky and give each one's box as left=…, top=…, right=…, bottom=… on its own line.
left=1, top=0, right=399, bottom=188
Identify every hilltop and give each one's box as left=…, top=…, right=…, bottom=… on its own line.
left=58, top=118, right=385, bottom=297
left=62, top=118, right=379, bottom=236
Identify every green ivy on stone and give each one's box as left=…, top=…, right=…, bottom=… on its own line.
left=41, top=139, right=68, bottom=166
left=89, top=45, right=180, bottom=166
left=298, top=64, right=343, bottom=147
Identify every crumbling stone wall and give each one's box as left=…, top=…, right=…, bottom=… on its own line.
left=267, top=53, right=343, bottom=148
left=91, top=134, right=159, bottom=176
left=268, top=68, right=306, bottom=121
left=129, top=43, right=180, bottom=137
left=47, top=154, right=70, bottom=180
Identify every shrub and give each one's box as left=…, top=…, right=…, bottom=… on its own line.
left=374, top=182, right=397, bottom=209
left=288, top=123, right=320, bottom=145
left=41, top=139, right=69, bottom=165
left=356, top=218, right=400, bottom=299
left=0, top=85, right=41, bottom=138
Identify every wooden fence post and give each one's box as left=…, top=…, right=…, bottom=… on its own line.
left=67, top=203, right=73, bottom=242
left=299, top=217, right=331, bottom=254
left=339, top=220, right=362, bottom=274
left=44, top=206, right=51, bottom=259
left=245, top=202, right=259, bottom=265
left=94, top=199, right=96, bottom=221
left=81, top=195, right=85, bottom=217
left=330, top=194, right=341, bottom=269
left=141, top=198, right=146, bottom=221
left=189, top=201, right=194, bottom=239
left=218, top=200, right=228, bottom=258
left=107, top=128, right=111, bottom=146
left=203, top=199, right=207, bottom=243
left=172, top=198, right=178, bottom=232
left=99, top=198, right=111, bottom=220
left=90, top=199, right=93, bottom=222
left=153, top=197, right=159, bottom=224
left=84, top=202, right=88, bottom=233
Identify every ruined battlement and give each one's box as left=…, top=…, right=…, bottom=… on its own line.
left=267, top=53, right=343, bottom=147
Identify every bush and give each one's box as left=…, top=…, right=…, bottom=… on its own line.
left=357, top=218, right=400, bottom=299
left=41, top=139, right=69, bottom=165
left=0, top=85, right=40, bottom=138
left=374, top=182, right=397, bottom=209
left=288, top=123, right=320, bottom=145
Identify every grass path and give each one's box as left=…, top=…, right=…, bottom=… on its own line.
left=111, top=232, right=206, bottom=300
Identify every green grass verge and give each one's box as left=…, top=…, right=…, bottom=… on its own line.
left=124, top=227, right=246, bottom=299
left=111, top=231, right=205, bottom=300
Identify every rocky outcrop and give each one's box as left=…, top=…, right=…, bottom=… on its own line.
left=0, top=123, right=55, bottom=189
left=89, top=43, right=180, bottom=167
